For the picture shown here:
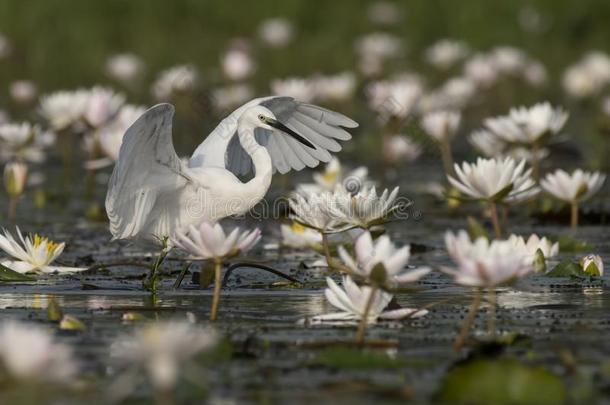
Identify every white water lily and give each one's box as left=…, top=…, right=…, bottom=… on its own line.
left=449, top=157, right=539, bottom=203
left=84, top=104, right=146, bottom=169
left=211, top=84, right=254, bottom=111
left=366, top=76, right=423, bottom=119
left=484, top=102, right=568, bottom=144
left=280, top=222, right=322, bottom=249
left=152, top=65, right=199, bottom=101
left=313, top=72, right=357, bottom=102
left=580, top=254, right=604, bottom=277
left=296, top=157, right=372, bottom=195
left=270, top=77, right=316, bottom=102
left=289, top=190, right=343, bottom=232
left=443, top=230, right=534, bottom=287
left=338, top=231, right=430, bottom=285
left=39, top=89, right=90, bottom=131
left=111, top=321, right=217, bottom=391
left=83, top=86, right=125, bottom=128
left=324, top=186, right=402, bottom=229
left=105, top=53, right=144, bottom=83
left=425, top=39, right=469, bottom=70
left=258, top=18, right=294, bottom=48
left=221, top=45, right=255, bottom=81
left=355, top=32, right=402, bottom=61
left=9, top=80, right=38, bottom=104
left=312, top=276, right=428, bottom=323
left=540, top=169, right=606, bottom=204
left=0, top=321, right=77, bottom=384
left=562, top=51, right=610, bottom=99
left=0, top=228, right=84, bottom=274
left=172, top=221, right=261, bottom=260
left=469, top=129, right=506, bottom=158
left=464, top=53, right=499, bottom=88
left=382, top=135, right=422, bottom=164
left=0, top=122, right=54, bottom=163
left=508, top=234, right=559, bottom=264
left=421, top=110, right=461, bottom=143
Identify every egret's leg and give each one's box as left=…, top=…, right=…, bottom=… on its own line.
left=143, top=237, right=170, bottom=293
left=210, top=259, right=223, bottom=321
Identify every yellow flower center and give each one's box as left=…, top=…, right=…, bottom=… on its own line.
left=322, top=169, right=339, bottom=184
left=32, top=234, right=61, bottom=255
left=290, top=222, right=306, bottom=234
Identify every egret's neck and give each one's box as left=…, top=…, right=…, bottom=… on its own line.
left=237, top=119, right=273, bottom=190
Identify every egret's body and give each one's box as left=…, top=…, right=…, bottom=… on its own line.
left=105, top=97, right=357, bottom=241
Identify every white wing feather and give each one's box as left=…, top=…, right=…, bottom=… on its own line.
left=189, top=96, right=358, bottom=175
left=105, top=103, right=190, bottom=240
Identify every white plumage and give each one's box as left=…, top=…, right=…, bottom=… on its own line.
left=105, top=96, right=357, bottom=241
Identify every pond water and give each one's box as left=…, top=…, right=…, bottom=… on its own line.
left=1, top=160, right=609, bottom=404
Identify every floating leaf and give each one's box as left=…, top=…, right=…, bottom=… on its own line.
left=0, top=264, right=35, bottom=282
left=546, top=259, right=586, bottom=278
left=314, top=348, right=404, bottom=370
left=437, top=359, right=566, bottom=405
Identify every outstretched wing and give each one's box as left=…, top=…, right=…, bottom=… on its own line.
left=189, top=96, right=358, bottom=175
left=105, top=103, right=190, bottom=240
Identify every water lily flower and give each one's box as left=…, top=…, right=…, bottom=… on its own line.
left=540, top=169, right=606, bottom=228
left=258, top=18, right=294, bottom=48
left=9, top=80, right=38, bottom=104
left=490, top=46, right=527, bottom=75
left=422, top=110, right=461, bottom=175
left=221, top=43, right=255, bottom=81
left=84, top=104, right=146, bottom=170
left=172, top=221, right=261, bottom=320
left=449, top=157, right=539, bottom=236
left=105, top=53, right=144, bottom=83
left=152, top=65, right=199, bottom=101
left=289, top=191, right=344, bottom=233
left=0, top=321, right=77, bottom=384
left=580, top=254, right=603, bottom=277
left=425, top=39, right=469, bottom=70
left=270, top=77, right=316, bottom=102
left=110, top=321, right=217, bottom=394
left=0, top=227, right=84, bottom=274
left=484, top=102, right=567, bottom=145
left=562, top=51, right=610, bottom=99
left=382, top=135, right=422, bottom=164
left=83, top=86, right=125, bottom=128
left=464, top=53, right=499, bottom=88
left=0, top=122, right=54, bottom=163
left=469, top=129, right=506, bottom=158
left=367, top=1, right=402, bottom=25
left=4, top=161, right=28, bottom=219
left=443, top=230, right=533, bottom=287
left=39, top=89, right=90, bottom=131
left=280, top=222, right=322, bottom=249
left=366, top=76, right=423, bottom=120
left=338, top=231, right=430, bottom=286
left=355, top=32, right=402, bottom=62
left=312, top=275, right=428, bottom=323
left=313, top=72, right=357, bottom=102
left=296, top=157, right=372, bottom=195
left=508, top=233, right=559, bottom=270
left=211, top=84, right=254, bottom=112
left=324, top=186, right=403, bottom=230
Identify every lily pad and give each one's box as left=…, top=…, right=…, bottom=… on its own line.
left=0, top=264, right=35, bottom=282
left=437, top=358, right=566, bottom=405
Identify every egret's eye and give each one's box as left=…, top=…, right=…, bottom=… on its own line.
left=258, top=114, right=266, bottom=122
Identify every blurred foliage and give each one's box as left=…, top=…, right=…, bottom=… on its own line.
left=1, top=0, right=610, bottom=94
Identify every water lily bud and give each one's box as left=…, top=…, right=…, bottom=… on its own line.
left=3, top=162, right=28, bottom=197
left=580, top=254, right=603, bottom=277
left=59, top=314, right=86, bottom=331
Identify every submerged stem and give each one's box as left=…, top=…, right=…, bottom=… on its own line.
left=7, top=197, right=16, bottom=222
left=355, top=287, right=377, bottom=345
left=210, top=259, right=223, bottom=321
left=570, top=201, right=579, bottom=230
left=439, top=140, right=455, bottom=177
left=487, top=288, right=496, bottom=337
left=488, top=202, right=502, bottom=238
left=453, top=289, right=482, bottom=352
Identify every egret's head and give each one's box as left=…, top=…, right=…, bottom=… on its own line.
left=245, top=105, right=315, bottom=149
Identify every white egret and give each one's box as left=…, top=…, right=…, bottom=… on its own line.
left=105, top=97, right=358, bottom=242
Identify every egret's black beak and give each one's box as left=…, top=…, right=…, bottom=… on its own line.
left=268, top=118, right=316, bottom=149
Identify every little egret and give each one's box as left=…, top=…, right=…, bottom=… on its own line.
left=105, top=96, right=358, bottom=242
